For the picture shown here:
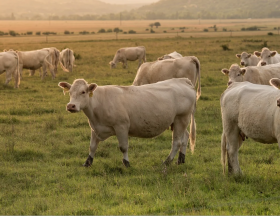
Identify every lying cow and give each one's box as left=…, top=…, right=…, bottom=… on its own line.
left=59, top=48, right=75, bottom=72
left=109, top=46, right=146, bottom=69
left=158, top=51, right=183, bottom=60
left=254, top=47, right=280, bottom=66
left=133, top=56, right=201, bottom=100
left=0, top=50, right=20, bottom=88
left=58, top=78, right=196, bottom=167
left=17, top=48, right=55, bottom=80
left=221, top=63, right=280, bottom=86
left=235, top=52, right=260, bottom=66
left=221, top=80, right=280, bottom=175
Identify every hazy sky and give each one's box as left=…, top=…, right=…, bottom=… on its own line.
left=101, top=0, right=159, bottom=4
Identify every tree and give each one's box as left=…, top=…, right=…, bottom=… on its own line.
left=154, top=22, right=161, bottom=28
left=113, top=27, right=120, bottom=40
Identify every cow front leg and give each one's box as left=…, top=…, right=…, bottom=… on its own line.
left=83, top=130, right=100, bottom=167
left=115, top=126, right=130, bottom=167
left=42, top=65, right=47, bottom=80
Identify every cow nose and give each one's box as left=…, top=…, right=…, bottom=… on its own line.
left=241, top=62, right=244, bottom=66
left=261, top=62, right=266, bottom=66
left=277, top=99, right=280, bottom=107
left=67, top=104, right=76, bottom=110
left=227, top=81, right=232, bottom=86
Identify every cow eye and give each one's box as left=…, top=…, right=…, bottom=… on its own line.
left=237, top=74, right=240, bottom=76
left=82, top=91, right=85, bottom=94
left=268, top=55, right=271, bottom=57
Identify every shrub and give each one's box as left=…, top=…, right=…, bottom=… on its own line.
left=9, top=30, right=17, bottom=37
left=91, top=31, right=95, bottom=34
left=181, top=30, right=184, bottom=32
left=203, top=29, right=208, bottom=32
left=107, top=29, right=112, bottom=33
left=223, top=28, right=227, bottom=32
left=74, top=53, right=81, bottom=60
left=123, top=32, right=127, bottom=34
left=267, top=32, right=273, bottom=36
left=42, top=31, right=56, bottom=35
left=150, top=29, right=155, bottom=33
left=128, top=30, right=136, bottom=34
left=145, top=28, right=149, bottom=31
left=241, top=26, right=259, bottom=31
left=0, top=31, right=4, bottom=36
left=64, top=30, right=70, bottom=34
left=163, top=30, right=167, bottom=33
left=36, top=31, right=41, bottom=35
left=98, top=28, right=106, bottom=33
left=221, top=44, right=231, bottom=51
left=79, top=31, right=89, bottom=35
left=26, top=31, right=33, bottom=35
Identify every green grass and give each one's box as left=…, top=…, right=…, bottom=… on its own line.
left=1, top=34, right=280, bottom=215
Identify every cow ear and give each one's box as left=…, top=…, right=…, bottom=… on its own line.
left=271, top=51, right=277, bottom=57
left=58, top=82, right=71, bottom=95
left=247, top=54, right=251, bottom=58
left=270, top=78, right=280, bottom=89
left=88, top=83, right=98, bottom=97
left=221, top=68, right=229, bottom=75
left=236, top=54, right=241, bottom=58
left=241, top=69, right=246, bottom=75
left=254, top=51, right=261, bottom=57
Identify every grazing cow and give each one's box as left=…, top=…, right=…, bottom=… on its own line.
left=133, top=56, right=201, bottom=100
left=254, top=47, right=280, bottom=66
left=0, top=50, right=20, bottom=88
left=221, top=80, right=280, bottom=175
left=109, top=46, right=146, bottom=69
left=158, top=51, right=183, bottom=60
left=235, top=52, right=260, bottom=66
left=221, top=63, right=280, bottom=86
left=59, top=48, right=75, bottom=72
left=58, top=78, right=196, bottom=167
left=17, top=48, right=55, bottom=80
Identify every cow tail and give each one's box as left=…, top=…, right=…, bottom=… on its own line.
left=44, top=51, right=54, bottom=69
left=221, top=132, right=227, bottom=175
left=191, top=56, right=201, bottom=100
left=189, top=101, right=196, bottom=154
left=14, top=51, right=20, bottom=88
left=67, top=49, right=71, bottom=70
left=59, top=60, right=69, bottom=72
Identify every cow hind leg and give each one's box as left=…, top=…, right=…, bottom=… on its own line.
left=177, top=130, right=189, bottom=165
left=5, top=70, right=12, bottom=86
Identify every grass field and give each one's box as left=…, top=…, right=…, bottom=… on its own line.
left=1, top=20, right=280, bottom=215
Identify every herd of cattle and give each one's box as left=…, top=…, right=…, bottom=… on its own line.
left=2, top=44, right=280, bottom=175
left=0, top=47, right=75, bottom=88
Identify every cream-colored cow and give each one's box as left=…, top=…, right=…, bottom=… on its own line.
left=109, top=46, right=146, bottom=69
left=221, top=80, right=280, bottom=175
left=59, top=48, right=75, bottom=72
left=133, top=56, right=201, bottom=100
left=235, top=52, right=260, bottom=66
left=58, top=78, right=196, bottom=167
left=254, top=47, right=280, bottom=66
left=158, top=51, right=183, bottom=60
left=221, top=63, right=280, bottom=86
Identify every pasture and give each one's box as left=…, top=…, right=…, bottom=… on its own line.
left=1, top=20, right=280, bottom=214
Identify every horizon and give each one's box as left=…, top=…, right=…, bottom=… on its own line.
left=100, top=0, right=159, bottom=4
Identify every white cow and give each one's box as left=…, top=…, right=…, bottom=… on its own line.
left=133, top=56, right=201, bottom=100
left=58, top=78, right=196, bottom=167
left=221, top=63, right=280, bottom=86
left=254, top=47, right=280, bottom=66
left=59, top=48, right=75, bottom=72
left=109, top=46, right=146, bottom=69
left=0, top=50, right=20, bottom=88
left=17, top=48, right=55, bottom=80
left=158, top=51, right=183, bottom=60
left=221, top=80, right=280, bottom=175
left=235, top=52, right=260, bottom=66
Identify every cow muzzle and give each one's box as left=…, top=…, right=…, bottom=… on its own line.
left=277, top=99, right=280, bottom=107
left=67, top=103, right=78, bottom=113
left=261, top=62, right=266, bottom=66
left=240, top=62, right=245, bottom=66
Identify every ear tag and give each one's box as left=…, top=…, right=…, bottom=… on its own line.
left=89, top=92, right=93, bottom=97
left=63, top=87, right=69, bottom=95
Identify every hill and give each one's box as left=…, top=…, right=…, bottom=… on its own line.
left=136, top=0, right=280, bottom=19
left=0, top=0, right=144, bottom=20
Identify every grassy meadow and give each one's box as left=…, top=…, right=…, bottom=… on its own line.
left=1, top=20, right=280, bottom=214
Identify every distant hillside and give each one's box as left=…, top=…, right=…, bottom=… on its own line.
left=135, top=0, right=280, bottom=19
left=0, top=0, right=144, bottom=20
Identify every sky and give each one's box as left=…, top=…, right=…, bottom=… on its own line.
left=100, top=0, right=159, bottom=4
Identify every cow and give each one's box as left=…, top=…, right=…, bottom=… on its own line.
left=17, top=48, right=55, bottom=80
left=0, top=50, right=20, bottom=88
left=59, top=48, right=75, bottom=72
left=109, top=46, right=146, bottom=69
left=58, top=78, right=197, bottom=167
left=254, top=47, right=280, bottom=66
left=221, top=63, right=280, bottom=86
left=235, top=52, right=260, bottom=66
left=158, top=51, right=183, bottom=60
left=221, top=80, right=280, bottom=175
left=132, top=56, right=201, bottom=100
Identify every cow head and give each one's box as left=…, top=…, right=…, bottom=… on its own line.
left=109, top=61, right=116, bottom=68
left=236, top=52, right=252, bottom=67
left=255, top=47, right=277, bottom=66
left=269, top=78, right=280, bottom=107
left=58, top=79, right=97, bottom=112
left=221, top=64, right=246, bottom=86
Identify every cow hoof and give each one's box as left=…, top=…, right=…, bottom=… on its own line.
left=122, top=159, right=130, bottom=167
left=163, top=157, right=172, bottom=166
left=83, top=155, right=93, bottom=167
left=177, top=152, right=185, bottom=165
